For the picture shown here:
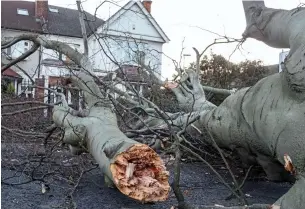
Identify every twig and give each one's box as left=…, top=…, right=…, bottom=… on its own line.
left=179, top=144, right=243, bottom=203
left=225, top=165, right=253, bottom=201
left=206, top=131, right=248, bottom=205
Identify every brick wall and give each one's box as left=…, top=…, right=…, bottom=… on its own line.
left=34, top=77, right=45, bottom=102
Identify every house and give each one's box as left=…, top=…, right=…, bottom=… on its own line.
left=1, top=0, right=169, bottom=106
left=1, top=67, right=23, bottom=95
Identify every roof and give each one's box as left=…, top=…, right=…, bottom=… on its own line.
left=1, top=1, right=42, bottom=33
left=2, top=68, right=23, bottom=79
left=47, top=5, right=104, bottom=37
left=102, top=0, right=170, bottom=43
left=1, top=1, right=104, bottom=38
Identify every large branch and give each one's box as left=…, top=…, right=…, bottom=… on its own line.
left=2, top=43, right=40, bottom=73
left=242, top=2, right=305, bottom=95
left=242, top=3, right=305, bottom=50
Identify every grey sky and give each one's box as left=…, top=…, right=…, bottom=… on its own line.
left=44, top=0, right=303, bottom=79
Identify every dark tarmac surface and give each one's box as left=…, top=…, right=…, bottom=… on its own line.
left=1, top=163, right=292, bottom=209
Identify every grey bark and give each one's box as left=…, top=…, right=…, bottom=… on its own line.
left=136, top=4, right=305, bottom=209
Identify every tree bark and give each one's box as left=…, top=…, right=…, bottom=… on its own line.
left=52, top=72, right=170, bottom=203
left=136, top=4, right=305, bottom=209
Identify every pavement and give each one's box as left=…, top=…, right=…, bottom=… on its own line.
left=1, top=162, right=292, bottom=209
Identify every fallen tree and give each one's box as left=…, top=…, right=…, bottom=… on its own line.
left=134, top=2, right=305, bottom=209
left=1, top=35, right=170, bottom=203
left=1, top=1, right=304, bottom=209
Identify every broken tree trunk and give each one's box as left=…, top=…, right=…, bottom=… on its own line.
left=52, top=71, right=170, bottom=202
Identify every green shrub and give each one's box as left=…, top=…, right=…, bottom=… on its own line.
left=6, top=82, right=15, bottom=94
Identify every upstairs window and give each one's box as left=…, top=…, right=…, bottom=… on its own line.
left=17, top=8, right=29, bottom=16
left=49, top=8, right=59, bottom=13
left=2, top=38, right=31, bottom=60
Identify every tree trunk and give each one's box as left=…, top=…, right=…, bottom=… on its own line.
left=137, top=4, right=305, bottom=209
left=53, top=105, right=170, bottom=202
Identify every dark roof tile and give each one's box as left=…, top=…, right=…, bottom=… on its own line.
left=1, top=1, right=42, bottom=33
left=46, top=5, right=104, bottom=37
left=1, top=1, right=104, bottom=38
left=2, top=68, right=23, bottom=78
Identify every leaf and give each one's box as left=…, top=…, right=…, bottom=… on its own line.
left=41, top=183, right=49, bottom=194
left=284, top=154, right=295, bottom=174
left=164, top=82, right=178, bottom=89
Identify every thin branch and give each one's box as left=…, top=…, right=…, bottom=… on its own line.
left=1, top=125, right=46, bottom=137
left=207, top=131, right=248, bottom=205
left=1, top=101, right=56, bottom=107
left=1, top=106, right=51, bottom=116
left=76, top=0, right=89, bottom=56
left=179, top=144, right=243, bottom=203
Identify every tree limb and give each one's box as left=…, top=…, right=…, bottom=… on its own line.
left=2, top=43, right=40, bottom=73
left=76, top=0, right=89, bottom=56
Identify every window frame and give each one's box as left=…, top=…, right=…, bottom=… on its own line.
left=17, top=8, right=29, bottom=16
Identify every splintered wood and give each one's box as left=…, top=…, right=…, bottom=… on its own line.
left=110, top=144, right=170, bottom=202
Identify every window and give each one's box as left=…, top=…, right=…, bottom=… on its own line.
left=21, top=80, right=33, bottom=92
left=59, top=52, right=67, bottom=61
left=3, top=38, right=31, bottom=59
left=5, top=46, right=12, bottom=58
left=136, top=51, right=145, bottom=65
left=24, top=41, right=29, bottom=54
left=49, top=8, right=59, bottom=13
left=17, top=8, right=29, bottom=16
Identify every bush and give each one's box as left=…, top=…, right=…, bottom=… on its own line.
left=6, top=82, right=15, bottom=94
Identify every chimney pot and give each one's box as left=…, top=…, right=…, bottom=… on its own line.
left=35, top=0, right=48, bottom=20
left=142, top=0, right=152, bottom=14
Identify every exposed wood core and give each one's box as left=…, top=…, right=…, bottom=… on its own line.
left=110, top=144, right=170, bottom=202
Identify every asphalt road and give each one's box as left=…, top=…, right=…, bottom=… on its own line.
left=1, top=163, right=292, bottom=209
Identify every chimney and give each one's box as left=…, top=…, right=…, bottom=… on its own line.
left=142, top=0, right=152, bottom=14
left=35, top=0, right=48, bottom=20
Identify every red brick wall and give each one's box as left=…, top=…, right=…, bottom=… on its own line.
left=34, top=77, right=45, bottom=102
left=142, top=0, right=152, bottom=13
left=35, top=0, right=48, bottom=20
left=48, top=76, right=62, bottom=86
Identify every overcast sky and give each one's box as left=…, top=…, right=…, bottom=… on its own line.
left=44, top=0, right=303, bottom=79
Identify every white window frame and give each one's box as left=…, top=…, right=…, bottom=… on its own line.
left=49, top=8, right=59, bottom=13
left=17, top=8, right=29, bottom=16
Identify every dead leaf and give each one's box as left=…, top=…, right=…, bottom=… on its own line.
left=41, top=183, right=49, bottom=194
left=284, top=154, right=295, bottom=174
left=164, top=82, right=178, bottom=89
left=183, top=190, right=190, bottom=196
